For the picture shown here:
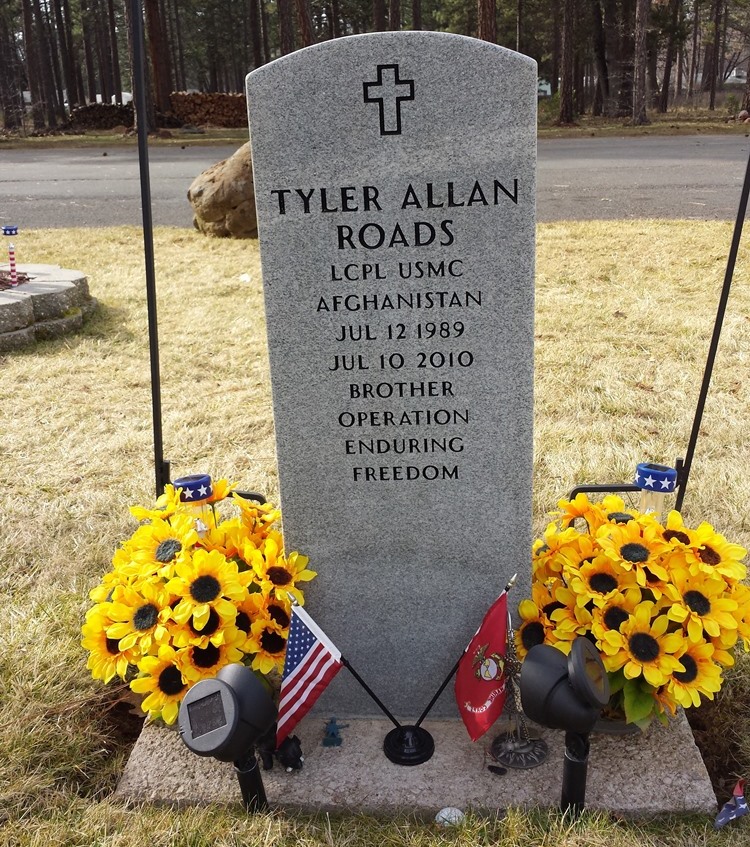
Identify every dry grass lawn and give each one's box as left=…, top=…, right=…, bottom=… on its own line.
left=1, top=222, right=750, bottom=844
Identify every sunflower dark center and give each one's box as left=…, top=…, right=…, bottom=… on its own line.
left=542, top=601, right=565, bottom=618
left=589, top=572, right=618, bottom=594
left=133, top=603, right=158, bottom=631
left=235, top=611, right=252, bottom=633
left=157, top=665, right=186, bottom=696
left=684, top=590, right=711, bottom=616
left=664, top=529, right=690, bottom=545
left=521, top=621, right=545, bottom=651
left=643, top=567, right=661, bottom=584
left=190, top=575, right=221, bottom=603
left=608, top=512, right=633, bottom=524
left=267, top=566, right=292, bottom=586
left=629, top=632, right=660, bottom=662
left=699, top=545, right=721, bottom=566
left=674, top=654, right=699, bottom=684
left=603, top=606, right=629, bottom=631
left=189, top=607, right=220, bottom=636
left=268, top=604, right=290, bottom=628
left=260, top=629, right=286, bottom=654
left=620, top=542, right=649, bottom=563
left=192, top=643, right=220, bottom=668
left=155, top=538, right=182, bottom=563
left=106, top=637, right=121, bottom=655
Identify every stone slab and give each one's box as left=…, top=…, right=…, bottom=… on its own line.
left=0, top=264, right=96, bottom=348
left=116, top=714, right=716, bottom=817
left=246, top=31, right=537, bottom=718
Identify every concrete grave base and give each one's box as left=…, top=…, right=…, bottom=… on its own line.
left=115, top=713, right=716, bottom=817
left=0, top=263, right=97, bottom=351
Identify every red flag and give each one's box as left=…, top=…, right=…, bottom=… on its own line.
left=276, top=605, right=343, bottom=745
left=454, top=590, right=509, bottom=741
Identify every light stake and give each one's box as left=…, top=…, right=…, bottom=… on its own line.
left=520, top=637, right=609, bottom=816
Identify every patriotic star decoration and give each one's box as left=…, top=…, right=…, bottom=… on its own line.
left=182, top=488, right=195, bottom=499
left=660, top=478, right=672, bottom=490
left=197, top=485, right=209, bottom=497
left=642, top=475, right=656, bottom=488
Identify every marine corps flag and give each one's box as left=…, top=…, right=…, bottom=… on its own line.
left=455, top=589, right=509, bottom=741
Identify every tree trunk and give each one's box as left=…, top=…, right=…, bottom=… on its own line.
left=412, top=0, right=421, bottom=29
left=558, top=0, right=575, bottom=123
left=145, top=0, right=172, bottom=113
left=708, top=0, right=721, bottom=108
left=477, top=0, right=496, bottom=42
left=278, top=0, right=296, bottom=54
left=632, top=0, right=650, bottom=124
left=373, top=0, right=387, bottom=31
left=296, top=0, right=316, bottom=46
left=688, top=0, right=699, bottom=97
left=52, top=0, right=75, bottom=110
left=108, top=0, right=123, bottom=101
left=590, top=0, right=610, bottom=114
left=389, top=0, right=401, bottom=29
left=248, top=0, right=263, bottom=67
left=658, top=0, right=681, bottom=112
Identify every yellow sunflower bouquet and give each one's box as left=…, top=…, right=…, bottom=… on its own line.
left=82, top=476, right=315, bottom=725
left=517, top=493, right=750, bottom=729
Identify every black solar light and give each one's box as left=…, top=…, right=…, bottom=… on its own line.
left=520, top=637, right=609, bottom=816
left=178, top=664, right=277, bottom=811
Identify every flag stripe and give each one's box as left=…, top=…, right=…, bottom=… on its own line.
left=277, top=657, right=341, bottom=732
left=279, top=643, right=333, bottom=709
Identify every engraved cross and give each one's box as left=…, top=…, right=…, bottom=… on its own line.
left=363, top=64, right=415, bottom=136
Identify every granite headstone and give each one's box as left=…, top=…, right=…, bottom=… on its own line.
left=246, top=32, right=536, bottom=718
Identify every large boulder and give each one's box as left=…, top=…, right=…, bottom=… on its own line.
left=187, top=142, right=257, bottom=238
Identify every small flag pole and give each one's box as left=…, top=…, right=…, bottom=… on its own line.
left=414, top=573, right=518, bottom=729
left=285, top=593, right=401, bottom=729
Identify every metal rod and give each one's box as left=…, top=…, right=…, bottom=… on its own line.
left=131, top=0, right=169, bottom=497
left=341, top=657, right=401, bottom=729
left=675, top=146, right=750, bottom=511
left=415, top=575, right=518, bottom=728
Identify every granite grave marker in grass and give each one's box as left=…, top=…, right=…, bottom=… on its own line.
left=246, top=32, right=537, bottom=718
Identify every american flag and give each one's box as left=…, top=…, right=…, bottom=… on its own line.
left=276, top=604, right=343, bottom=745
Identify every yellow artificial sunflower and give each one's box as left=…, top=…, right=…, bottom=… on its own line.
left=730, top=582, right=750, bottom=650
left=232, top=495, right=282, bottom=544
left=129, top=484, right=183, bottom=523
left=667, top=641, right=723, bottom=709
left=556, top=493, right=609, bottom=532
left=531, top=522, right=580, bottom=581
left=590, top=588, right=642, bottom=644
left=567, top=554, right=639, bottom=609
left=88, top=568, right=130, bottom=604
left=665, top=567, right=740, bottom=643
left=167, top=605, right=231, bottom=649
left=167, top=548, right=250, bottom=630
left=81, top=608, right=140, bottom=682
left=710, top=628, right=739, bottom=667
left=177, top=626, right=246, bottom=684
left=206, top=478, right=237, bottom=504
left=200, top=517, right=245, bottom=562
left=556, top=532, right=601, bottom=573
left=245, top=618, right=288, bottom=675
left=597, top=520, right=670, bottom=586
left=248, top=536, right=316, bottom=604
left=106, top=581, right=173, bottom=653
left=121, top=514, right=199, bottom=578
left=599, top=602, right=686, bottom=687
left=129, top=644, right=188, bottom=724
left=682, top=522, right=747, bottom=583
left=660, top=510, right=692, bottom=548
left=598, top=494, right=658, bottom=531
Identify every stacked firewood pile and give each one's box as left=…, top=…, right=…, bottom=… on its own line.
left=68, top=103, right=134, bottom=130
left=169, top=92, right=247, bottom=127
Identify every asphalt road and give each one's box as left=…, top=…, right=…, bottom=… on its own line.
left=2, top=134, right=749, bottom=228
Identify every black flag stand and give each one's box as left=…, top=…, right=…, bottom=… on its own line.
left=675, top=145, right=750, bottom=511
left=130, top=0, right=170, bottom=497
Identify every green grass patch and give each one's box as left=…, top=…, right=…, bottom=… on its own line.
left=1, top=223, right=749, bottom=842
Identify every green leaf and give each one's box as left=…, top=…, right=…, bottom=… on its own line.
left=623, top=678, right=657, bottom=724
left=607, top=668, right=626, bottom=695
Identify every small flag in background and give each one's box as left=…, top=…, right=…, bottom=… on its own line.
left=454, top=590, right=509, bottom=742
left=276, top=605, right=343, bottom=745
left=715, top=779, right=748, bottom=828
